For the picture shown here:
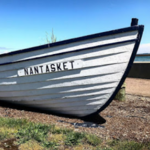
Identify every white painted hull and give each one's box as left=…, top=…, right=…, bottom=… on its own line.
left=0, top=25, right=144, bottom=117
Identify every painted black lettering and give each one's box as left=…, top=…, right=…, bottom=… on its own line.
left=34, top=66, right=39, bottom=74
left=46, top=65, right=50, bottom=73
left=30, top=67, right=33, bottom=75
left=63, top=62, right=68, bottom=70
left=56, top=63, right=62, bottom=71
left=24, top=68, right=28, bottom=75
left=70, top=61, right=74, bottom=69
left=51, top=64, right=55, bottom=72
left=39, top=66, right=43, bottom=73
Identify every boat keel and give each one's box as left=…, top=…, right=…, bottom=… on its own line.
left=81, top=113, right=106, bottom=124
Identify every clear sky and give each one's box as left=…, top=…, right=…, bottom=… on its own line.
left=0, top=0, right=150, bottom=54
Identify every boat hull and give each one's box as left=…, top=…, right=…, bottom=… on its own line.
left=0, top=25, right=144, bottom=117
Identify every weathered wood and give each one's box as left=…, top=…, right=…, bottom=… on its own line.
left=115, top=82, right=126, bottom=101
left=131, top=18, right=138, bottom=26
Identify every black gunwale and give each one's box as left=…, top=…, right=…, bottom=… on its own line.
left=0, top=25, right=144, bottom=123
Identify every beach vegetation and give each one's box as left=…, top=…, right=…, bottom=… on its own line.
left=0, top=117, right=149, bottom=150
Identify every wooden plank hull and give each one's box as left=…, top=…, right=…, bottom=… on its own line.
left=0, top=25, right=144, bottom=118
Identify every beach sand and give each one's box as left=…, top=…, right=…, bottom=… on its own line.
left=126, top=78, right=150, bottom=97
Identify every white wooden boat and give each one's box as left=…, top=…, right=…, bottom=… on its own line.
left=0, top=19, right=144, bottom=122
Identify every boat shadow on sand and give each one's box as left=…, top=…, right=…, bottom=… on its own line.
left=57, top=120, right=105, bottom=128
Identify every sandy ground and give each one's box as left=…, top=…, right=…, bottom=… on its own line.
left=126, top=78, right=150, bottom=97
left=0, top=78, right=150, bottom=142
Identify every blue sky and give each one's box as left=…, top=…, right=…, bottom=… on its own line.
left=0, top=0, right=150, bottom=54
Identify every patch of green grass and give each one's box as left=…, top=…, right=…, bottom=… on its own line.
left=143, top=142, right=150, bottom=150
left=96, top=148, right=113, bottom=150
left=0, top=117, right=150, bottom=150
left=0, top=117, right=28, bottom=141
left=107, top=140, right=149, bottom=150
left=64, top=131, right=85, bottom=146
left=117, top=141, right=144, bottom=150
left=0, top=117, right=28, bottom=129
left=19, top=139, right=44, bottom=150
left=107, top=139, right=119, bottom=147
left=85, top=134, right=102, bottom=146
left=15, top=122, right=58, bottom=149
left=64, top=131, right=102, bottom=147
left=0, top=130, right=10, bottom=140
left=0, top=127, right=17, bottom=140
left=51, top=126, right=73, bottom=134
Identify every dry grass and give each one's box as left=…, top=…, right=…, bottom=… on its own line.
left=19, top=140, right=44, bottom=150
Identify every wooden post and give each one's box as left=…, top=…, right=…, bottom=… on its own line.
left=131, top=18, right=138, bottom=26
left=115, top=82, right=126, bottom=101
